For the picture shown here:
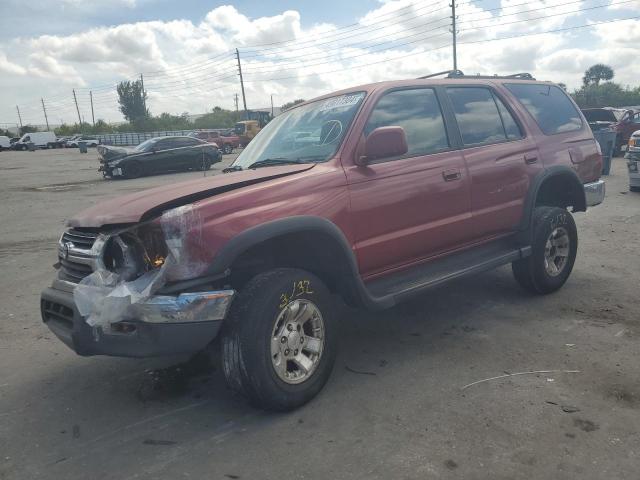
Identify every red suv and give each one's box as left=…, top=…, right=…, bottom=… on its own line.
left=190, top=130, right=240, bottom=154
left=41, top=72, right=605, bottom=411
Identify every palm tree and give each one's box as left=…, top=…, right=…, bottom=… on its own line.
left=582, top=64, right=614, bottom=87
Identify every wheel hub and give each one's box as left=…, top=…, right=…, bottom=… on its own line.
left=271, top=299, right=325, bottom=384
left=544, top=227, right=570, bottom=277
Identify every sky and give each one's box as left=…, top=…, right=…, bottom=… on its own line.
left=0, top=0, right=639, bottom=128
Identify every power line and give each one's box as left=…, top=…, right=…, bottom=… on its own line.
left=240, top=18, right=451, bottom=70
left=240, top=0, right=447, bottom=50
left=240, top=6, right=451, bottom=58
left=236, top=15, right=640, bottom=84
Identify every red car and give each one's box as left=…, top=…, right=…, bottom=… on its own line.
left=582, top=107, right=640, bottom=152
left=42, top=72, right=604, bottom=411
left=189, top=130, right=240, bottom=154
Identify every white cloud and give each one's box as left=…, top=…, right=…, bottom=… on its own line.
left=1, top=2, right=639, bottom=124
left=0, top=51, right=27, bottom=75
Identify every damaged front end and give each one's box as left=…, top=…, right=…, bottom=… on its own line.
left=41, top=204, right=234, bottom=358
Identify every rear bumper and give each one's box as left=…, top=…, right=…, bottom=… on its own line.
left=584, top=180, right=605, bottom=207
left=41, top=281, right=234, bottom=358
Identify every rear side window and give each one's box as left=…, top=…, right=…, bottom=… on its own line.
left=505, top=83, right=582, bottom=135
left=494, top=95, right=522, bottom=140
left=364, top=88, right=449, bottom=159
left=447, top=87, right=520, bottom=146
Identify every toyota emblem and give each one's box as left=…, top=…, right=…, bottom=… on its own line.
left=62, top=242, right=72, bottom=260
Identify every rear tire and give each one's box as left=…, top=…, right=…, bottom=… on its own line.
left=124, top=161, right=143, bottom=179
left=512, top=206, right=577, bottom=294
left=221, top=268, right=337, bottom=411
left=223, top=144, right=233, bottom=154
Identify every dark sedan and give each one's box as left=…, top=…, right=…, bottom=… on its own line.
left=98, top=136, right=222, bottom=179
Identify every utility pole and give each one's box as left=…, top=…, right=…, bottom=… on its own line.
left=16, top=105, right=23, bottom=132
left=89, top=91, right=96, bottom=127
left=271, top=94, right=274, bottom=117
left=140, top=73, right=147, bottom=114
left=41, top=98, right=50, bottom=130
left=235, top=48, right=248, bottom=115
left=450, top=0, right=458, bottom=71
left=72, top=89, right=82, bottom=128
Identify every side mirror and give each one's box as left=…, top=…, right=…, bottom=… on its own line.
left=357, top=126, right=408, bottom=166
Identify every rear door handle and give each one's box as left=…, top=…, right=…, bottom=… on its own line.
left=524, top=153, right=538, bottom=164
left=442, top=169, right=462, bottom=181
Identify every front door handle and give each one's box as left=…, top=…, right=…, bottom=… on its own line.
left=524, top=153, right=538, bottom=164
left=442, top=169, right=462, bottom=181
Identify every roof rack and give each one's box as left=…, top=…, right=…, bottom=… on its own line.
left=417, top=70, right=464, bottom=79
left=417, top=71, right=536, bottom=80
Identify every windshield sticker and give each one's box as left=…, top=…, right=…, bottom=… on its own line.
left=319, top=93, right=364, bottom=112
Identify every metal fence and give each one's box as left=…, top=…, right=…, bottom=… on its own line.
left=96, top=130, right=195, bottom=146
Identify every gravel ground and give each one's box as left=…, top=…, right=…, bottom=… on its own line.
left=0, top=148, right=638, bottom=480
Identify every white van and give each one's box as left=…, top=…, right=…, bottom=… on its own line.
left=13, top=131, right=57, bottom=150
left=0, top=135, right=11, bottom=151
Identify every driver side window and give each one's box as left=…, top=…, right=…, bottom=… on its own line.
left=364, top=88, right=449, bottom=161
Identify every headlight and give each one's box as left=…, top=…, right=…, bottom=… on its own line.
left=102, top=223, right=167, bottom=281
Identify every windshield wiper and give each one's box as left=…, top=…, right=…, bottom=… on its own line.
left=247, top=157, right=304, bottom=169
left=247, top=156, right=326, bottom=169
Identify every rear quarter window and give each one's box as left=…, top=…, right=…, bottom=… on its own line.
left=505, top=83, right=582, bottom=135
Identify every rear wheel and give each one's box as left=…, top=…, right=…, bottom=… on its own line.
left=512, top=206, right=577, bottom=294
left=221, top=268, right=337, bottom=411
left=223, top=144, right=233, bottom=154
left=124, top=161, right=143, bottom=179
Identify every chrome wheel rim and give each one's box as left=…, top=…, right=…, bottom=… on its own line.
left=270, top=299, right=325, bottom=384
left=544, top=227, right=570, bottom=277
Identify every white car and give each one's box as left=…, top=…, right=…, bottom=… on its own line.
left=0, top=135, right=11, bottom=151
left=66, top=135, right=100, bottom=148
left=626, top=129, right=640, bottom=192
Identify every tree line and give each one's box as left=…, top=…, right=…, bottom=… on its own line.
left=9, top=65, right=639, bottom=137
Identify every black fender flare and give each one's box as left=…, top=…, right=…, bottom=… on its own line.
left=206, top=215, right=394, bottom=310
left=517, top=165, right=586, bottom=243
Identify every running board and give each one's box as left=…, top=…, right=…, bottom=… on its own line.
left=364, top=238, right=531, bottom=305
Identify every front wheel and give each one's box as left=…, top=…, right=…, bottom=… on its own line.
left=512, top=206, right=578, bottom=294
left=221, top=268, right=337, bottom=411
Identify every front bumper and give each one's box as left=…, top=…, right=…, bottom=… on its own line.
left=41, top=280, right=234, bottom=358
left=584, top=180, right=606, bottom=207
left=626, top=154, right=640, bottom=187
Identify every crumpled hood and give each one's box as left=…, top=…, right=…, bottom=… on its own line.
left=97, top=145, right=134, bottom=162
left=68, top=164, right=315, bottom=228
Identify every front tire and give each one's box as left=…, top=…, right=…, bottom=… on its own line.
left=221, top=268, right=337, bottom=411
left=512, top=206, right=578, bottom=294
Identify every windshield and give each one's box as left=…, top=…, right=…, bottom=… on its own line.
left=232, top=92, right=366, bottom=169
left=582, top=109, right=620, bottom=123
left=134, top=138, right=156, bottom=152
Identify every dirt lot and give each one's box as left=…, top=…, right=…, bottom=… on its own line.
left=0, top=148, right=638, bottom=480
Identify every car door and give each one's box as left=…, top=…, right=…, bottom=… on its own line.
left=151, top=138, right=177, bottom=171
left=344, top=87, right=473, bottom=278
left=443, top=86, right=541, bottom=241
left=177, top=137, right=205, bottom=169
